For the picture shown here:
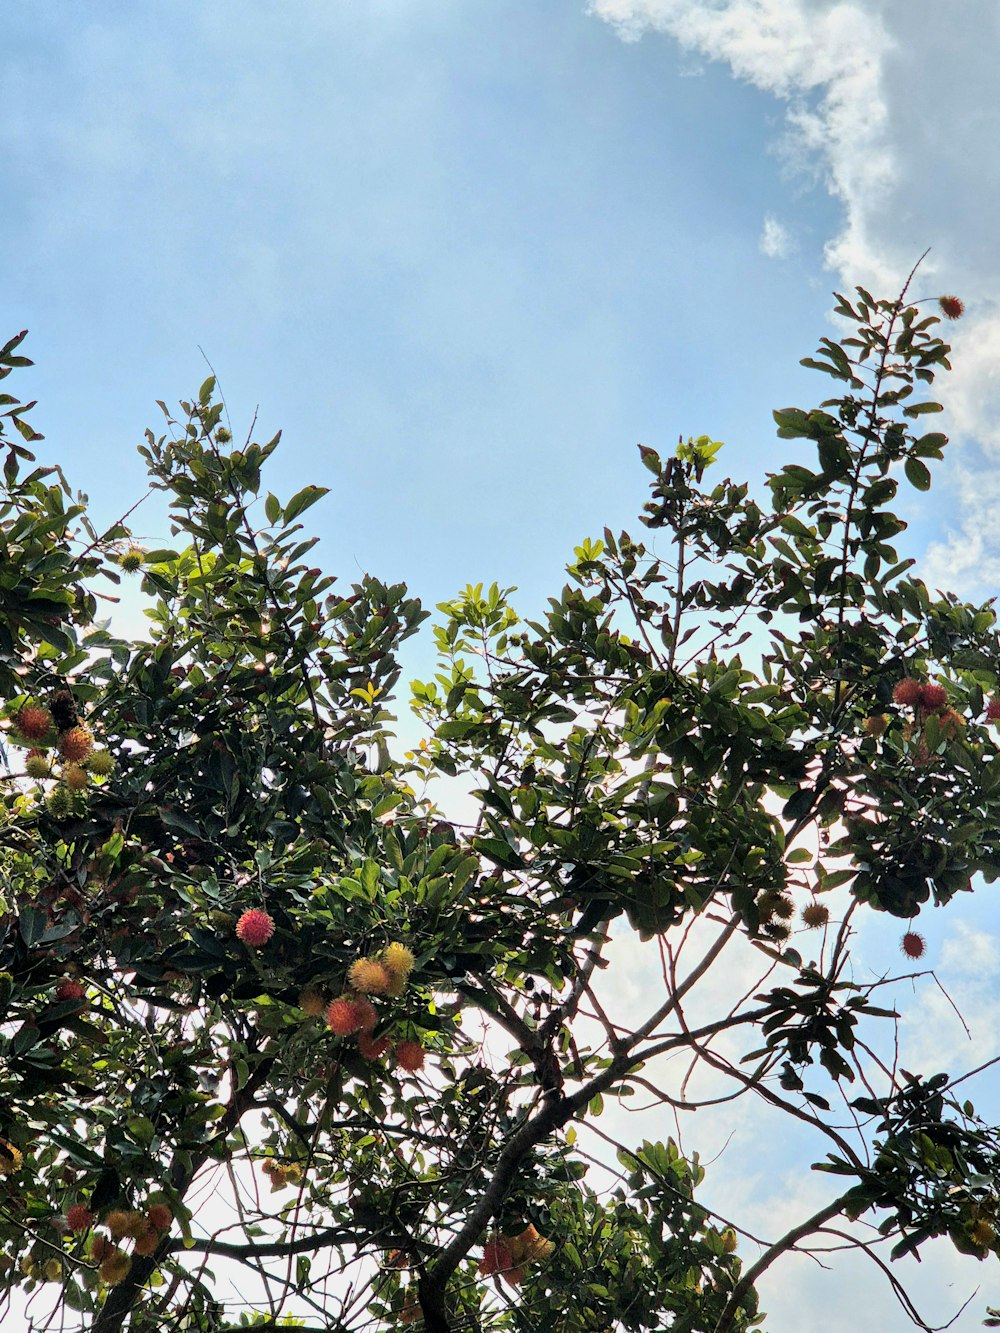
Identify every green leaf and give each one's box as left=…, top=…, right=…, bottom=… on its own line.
left=284, top=485, right=329, bottom=522
left=904, top=457, right=932, bottom=491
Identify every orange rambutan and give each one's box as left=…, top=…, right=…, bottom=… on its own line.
left=89, top=1235, right=113, bottom=1264
left=146, top=1203, right=172, bottom=1232
left=901, top=931, right=926, bottom=960
left=395, top=1039, right=425, bottom=1073
left=939, top=295, right=965, bottom=320
left=57, top=726, right=93, bottom=764
left=348, top=958, right=394, bottom=996
left=132, top=1228, right=159, bottom=1257
left=15, top=705, right=54, bottom=743
left=235, top=909, right=275, bottom=947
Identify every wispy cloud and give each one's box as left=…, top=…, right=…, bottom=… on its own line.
left=759, top=213, right=792, bottom=259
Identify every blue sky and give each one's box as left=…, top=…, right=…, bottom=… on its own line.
left=5, top=3, right=1000, bottom=1328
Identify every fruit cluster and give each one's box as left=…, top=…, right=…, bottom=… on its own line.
left=4, top=694, right=115, bottom=819
left=479, top=1223, right=555, bottom=1287
left=59, top=1199, right=173, bottom=1287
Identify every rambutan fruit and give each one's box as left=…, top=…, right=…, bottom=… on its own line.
left=400, top=1287, right=423, bottom=1324
left=104, top=1210, right=133, bottom=1240
left=235, top=909, right=275, bottom=947
left=892, top=678, right=923, bottom=708
left=0, top=1141, right=23, bottom=1176
left=43, top=1257, right=63, bottom=1281
left=63, top=763, right=89, bottom=793
left=65, top=1204, right=94, bottom=1232
left=509, top=1223, right=554, bottom=1264
left=348, top=958, right=394, bottom=996
left=88, top=1235, right=112, bottom=1264
left=326, top=997, right=364, bottom=1037
left=801, top=902, right=830, bottom=929
left=762, top=921, right=791, bottom=943
left=117, top=546, right=145, bottom=574
left=479, top=1234, right=514, bottom=1277
left=901, top=931, right=926, bottom=960
left=146, top=1203, right=172, bottom=1232
left=297, top=985, right=327, bottom=1017
left=395, top=1039, right=425, bottom=1073
left=919, top=683, right=948, bottom=712
left=939, top=295, right=965, bottom=320
left=382, top=942, right=415, bottom=981
left=938, top=708, right=965, bottom=739
left=353, top=997, right=377, bottom=1031
left=357, top=1031, right=392, bottom=1061
left=15, top=705, right=54, bottom=743
left=55, top=978, right=86, bottom=1005
left=58, top=726, right=93, bottom=764
left=98, top=1250, right=131, bottom=1287
left=971, top=1218, right=996, bottom=1248
left=24, top=751, right=50, bottom=779
left=132, top=1228, right=159, bottom=1257
left=85, top=750, right=115, bottom=777
left=862, top=713, right=889, bottom=737
left=986, top=699, right=1000, bottom=722
left=769, top=894, right=795, bottom=921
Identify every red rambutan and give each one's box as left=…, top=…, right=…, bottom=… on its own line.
left=987, top=699, right=1000, bottom=722
left=235, top=909, right=275, bottom=947
left=892, top=678, right=923, bottom=708
left=358, top=1031, right=392, bottom=1061
left=939, top=295, right=965, bottom=320
left=65, top=1203, right=94, bottom=1232
left=395, top=1039, right=425, bottom=1073
left=55, top=979, right=86, bottom=1005
left=901, top=931, right=926, bottom=960
left=919, top=683, right=948, bottom=711
left=479, top=1234, right=514, bottom=1278
left=326, top=997, right=364, bottom=1037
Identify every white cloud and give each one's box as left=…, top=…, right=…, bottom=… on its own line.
left=588, top=1, right=1000, bottom=598
left=759, top=213, right=792, bottom=259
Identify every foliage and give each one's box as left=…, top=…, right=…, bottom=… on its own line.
left=2, top=274, right=1000, bottom=1333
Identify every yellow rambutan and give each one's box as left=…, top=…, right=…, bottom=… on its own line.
left=63, top=763, right=89, bottom=793
left=99, top=1250, right=131, bottom=1287
left=382, top=942, right=415, bottom=981
left=348, top=958, right=394, bottom=996
left=297, top=985, right=327, bottom=1017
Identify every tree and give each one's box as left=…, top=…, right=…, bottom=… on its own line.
left=1, top=270, right=999, bottom=1333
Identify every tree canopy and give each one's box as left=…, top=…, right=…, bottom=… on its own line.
left=3, top=274, right=1000, bottom=1333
